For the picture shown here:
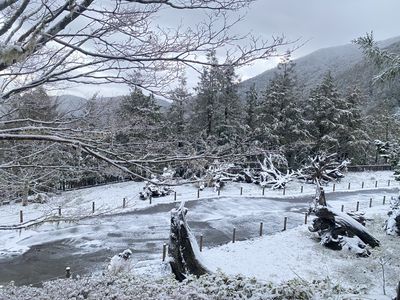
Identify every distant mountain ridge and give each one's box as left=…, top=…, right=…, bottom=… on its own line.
left=239, top=36, right=400, bottom=110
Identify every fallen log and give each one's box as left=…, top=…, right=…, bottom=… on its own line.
left=309, top=205, right=380, bottom=256
left=169, top=202, right=210, bottom=281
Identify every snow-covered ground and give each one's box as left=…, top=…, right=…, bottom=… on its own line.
left=0, top=170, right=396, bottom=228
left=202, top=203, right=400, bottom=298
left=0, top=170, right=399, bottom=298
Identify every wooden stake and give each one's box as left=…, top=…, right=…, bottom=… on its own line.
left=92, top=201, right=95, bottom=213
left=232, top=227, right=236, bottom=243
left=301, top=186, right=303, bottom=193
left=240, top=187, right=243, bottom=195
left=375, top=180, right=378, bottom=188
left=19, top=210, right=23, bottom=223
left=218, top=189, right=220, bottom=196
left=341, top=205, right=344, bottom=212
left=197, top=189, right=200, bottom=198
left=58, top=206, right=62, bottom=216
left=174, top=191, right=177, bottom=201
left=304, top=213, right=308, bottom=225
left=388, top=179, right=391, bottom=187
left=283, top=187, right=286, bottom=195
left=356, top=201, right=359, bottom=211
left=362, top=181, right=364, bottom=189
left=66, top=267, right=71, bottom=278
left=262, top=187, right=265, bottom=196
left=200, top=235, right=203, bottom=252
left=259, top=222, right=263, bottom=236
left=123, top=198, right=126, bottom=208
left=149, top=196, right=152, bottom=205
left=348, top=182, right=351, bottom=190
left=162, top=243, right=167, bottom=262
left=333, top=184, right=336, bottom=192
left=383, top=195, right=386, bottom=205
left=369, top=198, right=372, bottom=208
left=283, top=216, right=287, bottom=231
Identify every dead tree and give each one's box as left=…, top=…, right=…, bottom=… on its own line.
left=169, top=202, right=210, bottom=281
left=298, top=153, right=350, bottom=184
left=309, top=205, right=380, bottom=256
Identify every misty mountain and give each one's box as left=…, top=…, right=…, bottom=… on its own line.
left=53, top=94, right=171, bottom=116
left=239, top=36, right=400, bottom=111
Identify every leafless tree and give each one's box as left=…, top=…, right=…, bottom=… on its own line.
left=0, top=0, right=294, bottom=198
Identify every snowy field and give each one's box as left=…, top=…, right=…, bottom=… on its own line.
left=0, top=171, right=399, bottom=298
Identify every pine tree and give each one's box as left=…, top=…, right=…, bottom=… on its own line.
left=168, top=75, right=191, bottom=137
left=257, top=60, right=308, bottom=166
left=304, top=72, right=349, bottom=153
left=192, top=51, right=220, bottom=138
left=215, top=63, right=243, bottom=145
left=191, top=52, right=243, bottom=145
left=245, top=83, right=258, bottom=132
left=337, top=87, right=369, bottom=163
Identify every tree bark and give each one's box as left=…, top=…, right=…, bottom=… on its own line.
left=169, top=202, right=210, bottom=281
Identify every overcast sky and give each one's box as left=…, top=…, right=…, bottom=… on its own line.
left=65, top=0, right=400, bottom=98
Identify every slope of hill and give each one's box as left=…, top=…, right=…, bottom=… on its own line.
left=239, top=36, right=400, bottom=111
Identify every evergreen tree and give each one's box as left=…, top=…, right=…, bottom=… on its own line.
left=245, top=83, right=258, bottom=132
left=257, top=60, right=308, bottom=166
left=337, top=87, right=369, bottom=163
left=215, top=63, right=243, bottom=144
left=118, top=87, right=162, bottom=142
left=167, top=75, right=191, bottom=137
left=304, top=72, right=349, bottom=153
left=191, top=52, right=243, bottom=145
left=192, top=51, right=220, bottom=138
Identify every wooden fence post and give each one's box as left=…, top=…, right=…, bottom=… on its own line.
left=283, top=217, right=287, bottom=231
left=369, top=198, right=372, bottom=208
left=240, top=187, right=243, bottom=195
left=362, top=181, right=364, bottom=189
left=301, top=186, right=303, bottom=193
left=92, top=201, right=95, bottom=213
left=200, top=235, right=203, bottom=252
left=283, top=187, right=286, bottom=195
left=123, top=198, right=126, bottom=208
left=174, top=191, right=177, bottom=201
left=348, top=182, right=351, bottom=190
left=341, top=205, right=344, bottom=212
left=356, top=201, right=360, bottom=211
left=58, top=206, right=62, bottom=216
left=197, top=189, right=200, bottom=199
left=375, top=180, right=378, bottom=188
left=304, top=213, right=308, bottom=224
left=65, top=267, right=71, bottom=278
left=149, top=196, right=152, bottom=205
left=162, top=243, right=167, bottom=262
left=232, top=227, right=236, bottom=243
left=383, top=195, right=386, bottom=205
left=388, top=180, right=391, bottom=187
left=218, top=189, right=220, bottom=196
left=19, top=210, right=23, bottom=223
left=333, top=184, right=336, bottom=192
left=262, top=187, right=265, bottom=196
left=259, top=222, right=263, bottom=236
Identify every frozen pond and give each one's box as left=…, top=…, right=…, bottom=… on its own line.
left=0, top=188, right=397, bottom=286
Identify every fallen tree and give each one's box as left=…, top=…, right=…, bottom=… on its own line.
left=309, top=186, right=379, bottom=257
left=168, top=202, right=210, bottom=281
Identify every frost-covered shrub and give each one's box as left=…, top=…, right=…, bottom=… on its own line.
left=0, top=271, right=362, bottom=300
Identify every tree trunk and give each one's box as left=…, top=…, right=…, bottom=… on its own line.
left=169, top=202, right=210, bottom=281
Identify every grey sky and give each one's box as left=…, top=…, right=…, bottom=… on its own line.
left=64, top=0, right=400, bottom=98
